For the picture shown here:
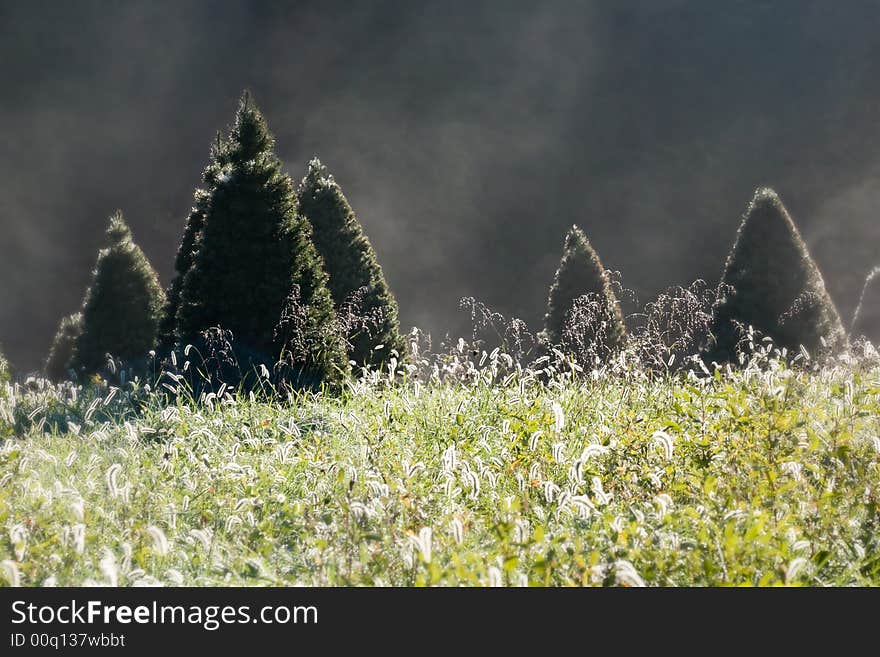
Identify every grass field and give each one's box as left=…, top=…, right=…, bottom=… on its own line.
left=1, top=345, right=879, bottom=587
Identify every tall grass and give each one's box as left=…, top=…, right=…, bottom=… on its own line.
left=1, top=285, right=878, bottom=586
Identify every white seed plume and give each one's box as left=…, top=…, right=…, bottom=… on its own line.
left=66, top=524, right=86, bottom=554
left=441, top=444, right=457, bottom=471
left=570, top=495, right=595, bottom=518
left=529, top=430, right=543, bottom=451
left=613, top=560, right=646, bottom=587
left=224, top=516, right=242, bottom=533
left=100, top=548, right=118, bottom=586
left=413, top=526, right=432, bottom=563
left=651, top=430, right=674, bottom=460
left=488, top=566, right=503, bottom=587
left=146, top=526, right=170, bottom=557
left=121, top=543, right=132, bottom=573
left=785, top=557, right=809, bottom=584
left=449, top=518, right=464, bottom=545
left=9, top=524, right=27, bottom=561
left=165, top=569, right=185, bottom=585
left=189, top=529, right=212, bottom=552
left=1, top=560, right=21, bottom=586
left=581, top=444, right=609, bottom=460
left=551, top=402, right=565, bottom=434
left=591, top=477, right=612, bottom=505
left=106, top=463, right=123, bottom=498
left=654, top=493, right=673, bottom=517
left=780, top=461, right=803, bottom=481
left=70, top=498, right=85, bottom=521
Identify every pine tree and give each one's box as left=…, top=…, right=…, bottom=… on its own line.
left=540, top=225, right=627, bottom=359
left=158, top=193, right=209, bottom=350
left=175, top=93, right=349, bottom=388
left=851, top=267, right=880, bottom=345
left=158, top=133, right=228, bottom=349
left=708, top=187, right=847, bottom=363
left=45, top=312, right=82, bottom=382
left=70, top=213, right=166, bottom=377
left=297, top=158, right=405, bottom=369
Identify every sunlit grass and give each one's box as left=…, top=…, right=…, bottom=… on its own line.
left=1, top=345, right=879, bottom=586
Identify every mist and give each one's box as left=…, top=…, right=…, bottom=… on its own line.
left=1, top=0, right=879, bottom=372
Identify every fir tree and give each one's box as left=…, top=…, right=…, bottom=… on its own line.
left=45, top=312, right=82, bottom=382
left=175, top=93, right=349, bottom=388
left=708, top=188, right=847, bottom=362
left=158, top=133, right=229, bottom=349
left=540, top=225, right=627, bottom=359
left=71, top=213, right=166, bottom=377
left=297, top=158, right=405, bottom=369
left=851, top=267, right=880, bottom=345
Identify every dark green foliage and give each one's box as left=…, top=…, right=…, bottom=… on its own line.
left=158, top=192, right=209, bottom=350
left=70, top=213, right=166, bottom=378
left=540, top=225, right=627, bottom=359
left=158, top=133, right=229, bottom=349
left=45, top=313, right=82, bottom=382
left=851, top=267, right=880, bottom=345
left=175, top=93, right=349, bottom=389
left=297, top=158, right=405, bottom=369
left=708, top=188, right=847, bottom=363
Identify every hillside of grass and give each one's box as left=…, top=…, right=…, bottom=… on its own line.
left=1, top=342, right=878, bottom=587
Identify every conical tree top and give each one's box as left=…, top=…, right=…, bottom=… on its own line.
left=45, top=312, right=83, bottom=382
left=71, top=212, right=166, bottom=377
left=175, top=94, right=349, bottom=388
left=852, top=266, right=880, bottom=344
left=710, top=187, right=846, bottom=361
left=106, top=211, right=132, bottom=245
left=227, top=91, right=274, bottom=165
left=542, top=224, right=626, bottom=349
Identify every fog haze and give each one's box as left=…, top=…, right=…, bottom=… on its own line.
left=1, top=0, right=879, bottom=371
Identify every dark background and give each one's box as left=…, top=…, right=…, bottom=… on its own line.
left=1, top=0, right=879, bottom=372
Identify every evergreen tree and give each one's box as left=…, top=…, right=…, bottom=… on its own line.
left=158, top=193, right=209, bottom=350
left=708, top=187, right=847, bottom=362
left=45, top=312, right=82, bottom=382
left=71, top=213, right=166, bottom=377
left=0, top=346, right=8, bottom=384
left=158, top=133, right=228, bottom=349
left=175, top=93, right=349, bottom=388
left=297, top=158, right=405, bottom=369
left=851, top=267, right=880, bottom=345
left=540, top=225, right=627, bottom=359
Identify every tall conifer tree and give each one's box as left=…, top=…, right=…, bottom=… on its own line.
left=175, top=93, right=348, bottom=388
left=158, top=133, right=229, bottom=349
left=297, top=158, right=405, bottom=368
left=71, top=213, right=166, bottom=377
left=540, top=225, right=627, bottom=358
left=45, top=312, right=82, bottom=382
left=708, top=188, right=846, bottom=362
